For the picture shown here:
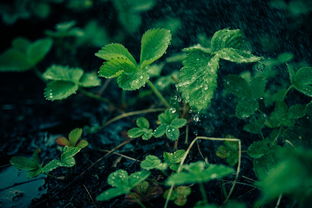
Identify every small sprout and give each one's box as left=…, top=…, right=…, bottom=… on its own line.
left=216, top=141, right=239, bottom=166
left=43, top=65, right=101, bottom=101
left=140, top=155, right=167, bottom=171
left=55, top=128, right=88, bottom=149
left=163, top=186, right=191, bottom=206
left=154, top=110, right=187, bottom=141
left=163, top=149, right=186, bottom=171
left=166, top=161, right=233, bottom=186
left=96, top=170, right=150, bottom=201
left=128, top=117, right=153, bottom=140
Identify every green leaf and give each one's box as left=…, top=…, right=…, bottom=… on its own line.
left=98, top=57, right=136, bottom=79
left=136, top=117, right=150, bottom=128
left=247, top=139, right=272, bottom=159
left=166, top=161, right=233, bottom=185
left=27, top=38, right=53, bottom=65
left=76, top=140, right=89, bottom=149
left=79, top=73, right=101, bottom=87
left=128, top=128, right=145, bottom=138
left=243, top=114, right=265, bottom=134
left=95, top=43, right=136, bottom=64
left=288, top=104, right=306, bottom=119
left=97, top=170, right=150, bottom=201
left=153, top=125, right=167, bottom=137
left=164, top=186, right=191, bottom=206
left=140, top=155, right=167, bottom=170
left=44, top=81, right=79, bottom=101
left=210, top=28, right=246, bottom=52
left=140, top=28, right=172, bottom=68
left=60, top=146, right=81, bottom=167
left=217, top=48, right=261, bottom=63
left=12, top=37, right=30, bottom=52
left=171, top=118, right=187, bottom=128
left=43, top=65, right=84, bottom=82
left=163, top=150, right=186, bottom=171
left=292, top=66, right=312, bottom=97
left=0, top=49, right=32, bottom=71
left=166, top=127, right=180, bottom=141
left=177, top=51, right=219, bottom=111
left=216, top=141, right=239, bottom=166
left=68, top=128, right=83, bottom=146
left=10, top=156, right=40, bottom=171
left=235, top=98, right=259, bottom=118
left=224, top=75, right=251, bottom=97
left=41, top=159, right=62, bottom=173
left=116, top=69, right=149, bottom=90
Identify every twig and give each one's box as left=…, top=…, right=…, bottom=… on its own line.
left=96, top=149, right=140, bottom=162
left=275, top=194, right=283, bottom=208
left=83, top=184, right=98, bottom=208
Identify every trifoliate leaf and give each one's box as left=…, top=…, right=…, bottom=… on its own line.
left=43, top=65, right=84, bottom=82
left=97, top=170, right=150, bottom=201
left=210, top=28, right=246, bottom=52
left=140, top=155, right=167, bottom=170
left=166, top=161, right=233, bottom=185
left=176, top=51, right=219, bottom=111
left=44, top=81, right=79, bottom=100
left=292, top=66, right=312, bottom=97
left=59, top=146, right=81, bottom=167
left=163, top=150, right=186, bottom=171
left=79, top=73, right=101, bottom=87
left=68, top=128, right=83, bottom=146
left=128, top=117, right=153, bottom=140
left=140, top=28, right=172, bottom=68
left=95, top=43, right=136, bottom=64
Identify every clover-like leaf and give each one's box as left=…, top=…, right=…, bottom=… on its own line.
left=163, top=186, right=191, bottom=206
left=163, top=149, right=186, bottom=171
left=140, top=28, right=172, bottom=68
left=166, top=161, right=233, bottom=185
left=96, top=170, right=150, bottom=201
left=140, top=155, right=167, bottom=170
left=43, top=65, right=101, bottom=101
left=154, top=110, right=187, bottom=141
left=216, top=141, right=239, bottom=166
left=292, top=66, right=312, bottom=97
left=0, top=37, right=53, bottom=72
left=128, top=117, right=153, bottom=140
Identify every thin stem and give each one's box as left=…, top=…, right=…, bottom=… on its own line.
left=33, top=68, right=46, bottom=82
left=275, top=194, right=283, bottom=208
left=199, top=182, right=208, bottom=203
left=79, top=88, right=110, bottom=104
left=147, top=80, right=170, bottom=108
left=134, top=198, right=147, bottom=208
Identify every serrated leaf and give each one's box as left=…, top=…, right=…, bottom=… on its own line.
left=217, top=48, right=261, bottom=63
left=79, top=73, right=101, bottom=87
left=153, top=125, right=167, bottom=137
left=95, top=43, right=136, bottom=64
left=44, top=81, right=79, bottom=101
left=243, top=114, right=265, bottom=134
left=166, top=161, right=233, bottom=185
left=210, top=28, right=245, bottom=52
left=140, top=155, right=163, bottom=170
left=27, top=38, right=53, bottom=65
left=163, top=150, right=185, bottom=171
left=68, top=128, right=83, bottom=146
left=98, top=58, right=136, bottom=79
left=43, top=65, right=84, bottom=82
left=166, top=127, right=180, bottom=141
left=140, top=28, right=171, bottom=68
left=177, top=51, right=219, bottom=111
left=116, top=69, right=149, bottom=90
left=292, top=66, right=312, bottom=97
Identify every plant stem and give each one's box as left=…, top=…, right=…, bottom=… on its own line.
left=79, top=88, right=110, bottom=104
left=33, top=68, right=46, bottom=82
left=134, top=198, right=147, bottom=208
left=199, top=182, right=208, bottom=203
left=147, top=80, right=170, bottom=108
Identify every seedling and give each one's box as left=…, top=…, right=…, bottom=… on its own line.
left=140, top=155, right=167, bottom=171
left=96, top=169, right=150, bottom=201
left=176, top=28, right=261, bottom=111
left=43, top=65, right=101, bottom=100
left=127, top=117, right=153, bottom=140
left=154, top=109, right=187, bottom=141
left=163, top=149, right=186, bottom=171
left=56, top=128, right=89, bottom=148
left=0, top=37, right=52, bottom=71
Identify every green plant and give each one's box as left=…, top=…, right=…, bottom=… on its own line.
left=163, top=186, right=191, bottom=206
left=128, top=117, right=154, bottom=140
left=43, top=65, right=101, bottom=100
left=0, top=37, right=53, bottom=71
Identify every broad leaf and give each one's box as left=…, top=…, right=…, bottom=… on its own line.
left=10, top=156, right=40, bottom=171
left=128, top=117, right=153, bottom=140
left=140, top=28, right=171, bottom=68
left=79, top=73, right=101, bottom=87
left=216, top=141, right=239, bottom=166
left=292, top=66, right=312, bottom=97
left=210, top=28, right=246, bottom=52
left=177, top=51, right=219, bottom=111
left=41, top=159, right=62, bottom=173
left=163, top=150, right=186, bottom=171
left=95, top=43, right=136, bottom=64
left=44, top=81, right=79, bottom=100
left=43, top=65, right=84, bottom=82
left=217, top=48, right=261, bottom=63
left=0, top=49, right=32, bottom=71
left=140, top=155, right=167, bottom=170
left=68, top=128, right=83, bottom=146
left=116, top=69, right=149, bottom=90
left=27, top=38, right=53, bottom=64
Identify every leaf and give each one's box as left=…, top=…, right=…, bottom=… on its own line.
left=128, top=117, right=153, bottom=140
left=79, top=73, right=101, bottom=87
left=95, top=43, right=136, bottom=64
left=27, top=38, right=53, bottom=65
left=288, top=104, right=306, bottom=119
left=217, top=48, right=261, bottom=63
left=10, top=156, right=40, bottom=171
left=216, top=141, right=238, bottom=166
left=164, top=186, right=191, bottom=206
left=55, top=137, right=70, bottom=146
left=140, top=155, right=167, bottom=170
left=176, top=51, right=219, bottom=111
left=116, top=69, right=149, bottom=90
left=60, top=146, right=81, bottom=167
left=210, top=28, right=246, bottom=52
left=128, top=128, right=145, bottom=138
left=136, top=117, right=150, bottom=128
left=247, top=139, right=272, bottom=159
left=243, top=114, right=265, bottom=134
left=68, top=128, right=83, bottom=146
left=97, top=170, right=150, bottom=201
left=166, top=161, right=233, bottom=185
left=0, top=49, right=32, bottom=71
left=292, top=66, right=312, bottom=97
left=12, top=37, right=30, bottom=52
left=163, top=150, right=186, bottom=164
left=140, top=28, right=172, bottom=68
left=235, top=98, right=259, bottom=118
left=44, top=81, right=79, bottom=101
left=76, top=140, right=89, bottom=148
left=41, top=159, right=62, bottom=173
left=171, top=118, right=187, bottom=128
left=43, top=65, right=84, bottom=82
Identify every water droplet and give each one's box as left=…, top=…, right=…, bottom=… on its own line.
left=169, top=108, right=176, bottom=114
